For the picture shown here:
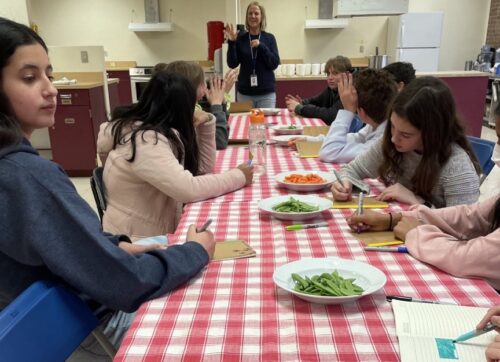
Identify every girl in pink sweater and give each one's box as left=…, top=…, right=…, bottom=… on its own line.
left=347, top=196, right=500, bottom=289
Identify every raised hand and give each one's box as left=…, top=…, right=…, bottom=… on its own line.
left=225, top=23, right=238, bottom=41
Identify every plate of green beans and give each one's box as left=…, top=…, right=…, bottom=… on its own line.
left=258, top=195, right=332, bottom=221
left=273, top=258, right=387, bottom=304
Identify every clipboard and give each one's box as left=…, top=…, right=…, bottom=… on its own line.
left=349, top=230, right=400, bottom=245
left=296, top=141, right=323, bottom=158
left=213, top=240, right=256, bottom=261
left=329, top=196, right=389, bottom=209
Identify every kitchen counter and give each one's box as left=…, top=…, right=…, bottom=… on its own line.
left=416, top=70, right=489, bottom=78
left=55, top=78, right=119, bottom=90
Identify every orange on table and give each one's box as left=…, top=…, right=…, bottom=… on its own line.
left=284, top=173, right=326, bottom=184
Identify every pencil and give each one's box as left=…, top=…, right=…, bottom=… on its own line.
left=196, top=218, right=213, bottom=233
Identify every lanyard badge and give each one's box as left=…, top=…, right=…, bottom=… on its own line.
left=250, top=33, right=260, bottom=87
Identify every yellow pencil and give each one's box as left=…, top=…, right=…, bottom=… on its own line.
left=367, top=241, right=404, bottom=247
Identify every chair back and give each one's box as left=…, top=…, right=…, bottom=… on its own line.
left=467, top=136, right=495, bottom=181
left=0, top=281, right=99, bottom=362
left=90, top=166, right=107, bottom=221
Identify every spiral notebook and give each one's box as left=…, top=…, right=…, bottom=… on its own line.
left=392, top=299, right=494, bottom=361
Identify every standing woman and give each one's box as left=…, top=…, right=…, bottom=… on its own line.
left=226, top=1, right=280, bottom=108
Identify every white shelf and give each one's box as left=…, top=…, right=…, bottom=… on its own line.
left=304, top=19, right=349, bottom=29
left=128, top=22, right=173, bottom=32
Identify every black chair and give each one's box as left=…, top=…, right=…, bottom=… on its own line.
left=90, top=166, right=107, bottom=221
left=467, top=136, right=495, bottom=184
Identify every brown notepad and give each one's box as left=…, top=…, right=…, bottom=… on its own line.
left=349, top=231, right=400, bottom=245
left=213, top=240, right=256, bottom=261
left=296, top=141, right=323, bottom=158
left=328, top=196, right=389, bottom=209
left=229, top=101, right=253, bottom=113
left=303, top=126, right=330, bottom=137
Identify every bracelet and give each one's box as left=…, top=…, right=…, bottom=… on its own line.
left=388, top=213, right=393, bottom=231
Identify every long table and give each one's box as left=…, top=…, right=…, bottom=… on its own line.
left=115, top=111, right=500, bottom=361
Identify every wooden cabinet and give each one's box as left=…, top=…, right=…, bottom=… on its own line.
left=275, top=78, right=326, bottom=108
left=49, top=83, right=118, bottom=176
left=107, top=70, right=132, bottom=107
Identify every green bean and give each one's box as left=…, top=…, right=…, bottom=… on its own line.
left=290, top=270, right=364, bottom=297
left=272, top=197, right=320, bottom=213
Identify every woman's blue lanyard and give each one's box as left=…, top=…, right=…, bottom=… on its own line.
left=249, top=32, right=261, bottom=75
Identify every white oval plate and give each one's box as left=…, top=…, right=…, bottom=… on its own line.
left=273, top=258, right=387, bottom=304
left=261, top=108, right=281, bottom=116
left=258, top=195, right=331, bottom=221
left=275, top=170, right=336, bottom=191
left=271, top=124, right=304, bottom=135
left=271, top=135, right=299, bottom=146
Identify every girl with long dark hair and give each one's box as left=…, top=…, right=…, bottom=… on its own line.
left=332, top=76, right=480, bottom=208
left=97, top=68, right=253, bottom=239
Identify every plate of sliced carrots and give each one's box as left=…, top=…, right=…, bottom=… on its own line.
left=275, top=170, right=336, bottom=191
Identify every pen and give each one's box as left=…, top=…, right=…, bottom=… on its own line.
left=196, top=218, right=213, bottom=233
left=453, top=322, right=496, bottom=343
left=333, top=169, right=343, bottom=185
left=356, top=192, right=364, bottom=233
left=364, top=246, right=408, bottom=253
left=286, top=222, right=329, bottom=231
left=386, top=295, right=457, bottom=305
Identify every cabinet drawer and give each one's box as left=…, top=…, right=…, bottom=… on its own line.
left=57, top=90, right=90, bottom=106
left=49, top=106, right=96, bottom=172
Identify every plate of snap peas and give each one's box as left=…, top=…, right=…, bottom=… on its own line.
left=273, top=258, right=387, bottom=304
left=258, top=195, right=331, bottom=221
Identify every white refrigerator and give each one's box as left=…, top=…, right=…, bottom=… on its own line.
left=386, top=12, right=444, bottom=72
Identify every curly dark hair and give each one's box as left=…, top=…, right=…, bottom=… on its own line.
left=382, top=62, right=416, bottom=86
left=109, top=71, right=199, bottom=175
left=378, top=76, right=480, bottom=194
left=354, top=68, right=397, bottom=124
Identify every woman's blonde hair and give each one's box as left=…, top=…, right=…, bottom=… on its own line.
left=245, top=1, right=267, bottom=31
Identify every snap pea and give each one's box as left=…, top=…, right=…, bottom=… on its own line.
left=272, top=197, right=320, bottom=213
left=291, top=270, right=364, bottom=297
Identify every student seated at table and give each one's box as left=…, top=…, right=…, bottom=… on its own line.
left=0, top=17, right=216, bottom=358
left=97, top=70, right=253, bottom=239
left=153, top=61, right=237, bottom=150
left=382, top=61, right=416, bottom=91
left=332, top=76, right=481, bottom=208
left=285, top=56, right=361, bottom=129
left=346, top=195, right=500, bottom=290
left=317, top=69, right=397, bottom=163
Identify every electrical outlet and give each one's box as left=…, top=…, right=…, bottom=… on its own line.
left=359, top=45, right=364, bottom=53
left=80, top=51, right=88, bottom=63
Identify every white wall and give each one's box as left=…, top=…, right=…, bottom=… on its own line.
left=0, top=0, right=29, bottom=24
left=25, top=0, right=491, bottom=70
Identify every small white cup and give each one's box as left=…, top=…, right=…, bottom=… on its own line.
left=296, top=64, right=305, bottom=76
left=320, top=63, right=326, bottom=74
left=275, top=64, right=282, bottom=76
left=304, top=63, right=311, bottom=75
left=311, top=63, right=321, bottom=75
left=286, top=64, right=296, bottom=76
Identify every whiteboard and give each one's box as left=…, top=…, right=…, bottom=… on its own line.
left=334, top=0, right=409, bottom=17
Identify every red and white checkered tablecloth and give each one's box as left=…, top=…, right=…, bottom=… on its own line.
left=213, top=145, right=389, bottom=203
left=115, top=201, right=500, bottom=362
left=228, top=109, right=325, bottom=141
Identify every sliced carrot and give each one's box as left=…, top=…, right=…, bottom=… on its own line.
left=284, top=173, right=326, bottom=184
